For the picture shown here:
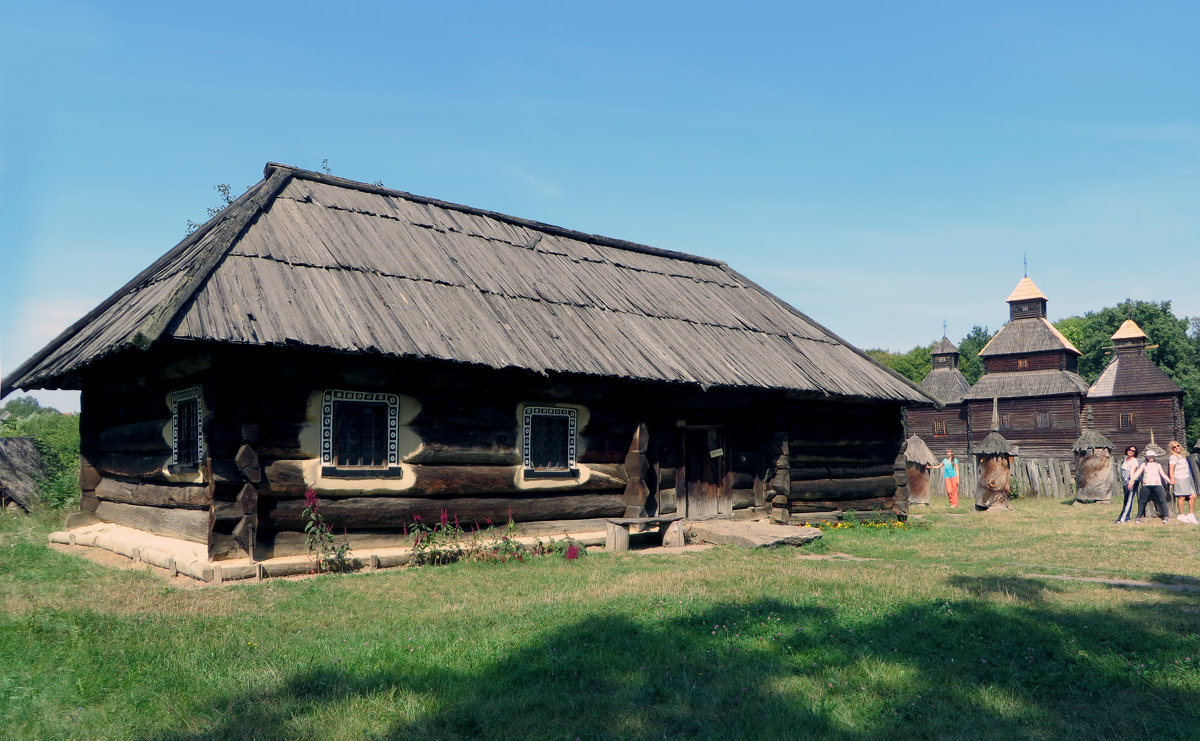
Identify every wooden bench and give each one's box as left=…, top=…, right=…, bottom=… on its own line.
left=605, top=514, right=686, bottom=551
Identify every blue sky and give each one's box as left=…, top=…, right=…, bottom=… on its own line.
left=4, top=1, right=1200, bottom=412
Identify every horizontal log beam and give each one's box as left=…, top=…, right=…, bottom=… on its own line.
left=94, top=501, right=209, bottom=543
left=789, top=475, right=897, bottom=499
left=96, top=453, right=172, bottom=481
left=261, top=461, right=628, bottom=496
left=95, top=477, right=211, bottom=509
left=97, top=420, right=172, bottom=454
left=790, top=463, right=897, bottom=481
left=260, top=493, right=627, bottom=530
left=788, top=496, right=894, bottom=513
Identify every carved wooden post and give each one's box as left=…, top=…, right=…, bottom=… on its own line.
left=769, top=431, right=790, bottom=524
left=621, top=423, right=650, bottom=518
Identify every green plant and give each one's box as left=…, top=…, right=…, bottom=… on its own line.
left=1009, top=477, right=1024, bottom=500
left=301, top=488, right=353, bottom=573
left=1, top=404, right=80, bottom=510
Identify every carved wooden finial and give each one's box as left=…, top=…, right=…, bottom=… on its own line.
left=991, top=397, right=1000, bottom=432
left=1085, top=405, right=1095, bottom=430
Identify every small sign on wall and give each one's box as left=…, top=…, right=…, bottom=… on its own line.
left=709, top=448, right=724, bottom=458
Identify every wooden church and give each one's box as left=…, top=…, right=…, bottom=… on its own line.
left=1, top=163, right=933, bottom=563
left=907, top=277, right=1185, bottom=473
left=1084, top=319, right=1185, bottom=453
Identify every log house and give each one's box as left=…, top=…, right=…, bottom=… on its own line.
left=2, top=163, right=933, bottom=560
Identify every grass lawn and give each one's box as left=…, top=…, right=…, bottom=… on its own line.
left=2, top=496, right=1199, bottom=740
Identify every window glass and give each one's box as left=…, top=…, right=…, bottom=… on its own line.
left=522, top=406, right=578, bottom=475
left=334, top=401, right=388, bottom=467
left=169, top=386, right=204, bottom=468
left=320, top=391, right=400, bottom=470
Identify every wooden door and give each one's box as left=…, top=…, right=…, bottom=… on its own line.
left=681, top=427, right=731, bottom=517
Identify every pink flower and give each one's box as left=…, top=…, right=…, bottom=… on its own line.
left=566, top=544, right=581, bottom=560
left=304, top=488, right=320, bottom=510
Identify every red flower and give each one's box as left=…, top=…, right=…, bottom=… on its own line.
left=566, top=544, right=581, bottom=560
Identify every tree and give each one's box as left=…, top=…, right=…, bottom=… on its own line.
left=1054, top=300, right=1200, bottom=447
left=956, top=325, right=992, bottom=385
left=867, top=343, right=935, bottom=383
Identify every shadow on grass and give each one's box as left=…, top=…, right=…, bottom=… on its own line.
left=946, top=574, right=1065, bottom=604
left=153, top=584, right=1200, bottom=741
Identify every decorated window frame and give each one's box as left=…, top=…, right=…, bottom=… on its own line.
left=522, top=405, right=579, bottom=478
left=932, top=419, right=947, bottom=437
left=169, top=385, right=205, bottom=470
left=321, top=390, right=401, bottom=476
left=1119, top=412, right=1135, bottom=430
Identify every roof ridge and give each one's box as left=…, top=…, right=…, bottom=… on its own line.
left=266, top=162, right=725, bottom=268
left=1, top=168, right=292, bottom=397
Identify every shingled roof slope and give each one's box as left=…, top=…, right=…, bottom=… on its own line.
left=919, top=368, right=971, bottom=405
left=1088, top=353, right=1183, bottom=398
left=3, top=164, right=932, bottom=404
left=978, top=318, right=1082, bottom=357
left=964, top=369, right=1090, bottom=400
left=932, top=337, right=958, bottom=355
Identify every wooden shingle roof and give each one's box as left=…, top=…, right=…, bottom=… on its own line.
left=932, top=336, right=958, bottom=355
left=2, top=164, right=932, bottom=404
left=964, top=369, right=1090, bottom=400
left=977, top=318, right=1082, bottom=357
left=919, top=368, right=971, bottom=405
left=1005, top=276, right=1047, bottom=302
left=1088, top=353, right=1182, bottom=398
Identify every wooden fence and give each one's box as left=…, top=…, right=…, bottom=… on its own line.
left=925, top=456, right=1123, bottom=502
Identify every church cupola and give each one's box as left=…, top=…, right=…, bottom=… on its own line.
left=1006, top=276, right=1048, bottom=320
left=931, top=336, right=960, bottom=370
left=1110, top=319, right=1149, bottom=356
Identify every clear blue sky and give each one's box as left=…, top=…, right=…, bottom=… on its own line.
left=4, top=1, right=1200, bottom=412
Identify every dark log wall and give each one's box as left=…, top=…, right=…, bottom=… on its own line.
left=772, top=399, right=904, bottom=521
left=905, top=404, right=969, bottom=458
left=966, top=396, right=1080, bottom=459
left=74, top=342, right=907, bottom=559
left=80, top=345, right=219, bottom=549
left=984, top=352, right=1071, bottom=373
left=1087, top=397, right=1185, bottom=455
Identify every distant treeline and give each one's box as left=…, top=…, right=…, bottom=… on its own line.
left=868, top=300, right=1200, bottom=447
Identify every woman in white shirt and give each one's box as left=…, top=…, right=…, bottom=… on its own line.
left=1167, top=441, right=1197, bottom=524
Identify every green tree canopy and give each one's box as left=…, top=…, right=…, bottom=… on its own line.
left=956, top=325, right=991, bottom=385
left=1054, top=299, right=1200, bottom=447
left=866, top=343, right=934, bottom=384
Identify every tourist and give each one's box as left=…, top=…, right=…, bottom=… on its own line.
left=1116, top=445, right=1140, bottom=523
left=1167, top=440, right=1198, bottom=524
left=1133, top=449, right=1171, bottom=524
left=940, top=449, right=960, bottom=507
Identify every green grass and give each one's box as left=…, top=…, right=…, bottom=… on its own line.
left=2, top=498, right=1199, bottom=740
